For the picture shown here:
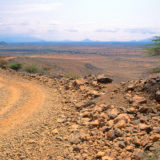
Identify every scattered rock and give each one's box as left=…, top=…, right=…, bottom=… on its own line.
left=117, top=141, right=126, bottom=148
left=139, top=123, right=152, bottom=133
left=150, top=134, right=160, bottom=142
left=96, top=151, right=105, bottom=158
left=127, top=84, right=135, bottom=91
left=133, top=149, right=144, bottom=160
left=155, top=90, right=160, bottom=102
left=108, top=109, right=119, bottom=119
left=106, top=130, right=116, bottom=140
left=97, top=74, right=113, bottom=84
left=132, top=95, right=147, bottom=106
left=102, top=156, right=113, bottom=160
left=114, top=119, right=127, bottom=129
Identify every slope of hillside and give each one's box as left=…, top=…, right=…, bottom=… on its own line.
left=0, top=69, right=159, bottom=160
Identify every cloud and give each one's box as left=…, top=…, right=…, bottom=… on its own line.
left=0, top=2, right=62, bottom=14
left=65, top=29, right=79, bottom=33
left=126, top=28, right=156, bottom=34
left=95, top=29, right=118, bottom=33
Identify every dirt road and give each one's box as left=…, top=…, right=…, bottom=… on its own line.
left=0, top=70, right=77, bottom=159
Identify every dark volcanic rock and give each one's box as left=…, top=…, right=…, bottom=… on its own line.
left=97, top=74, right=113, bottom=84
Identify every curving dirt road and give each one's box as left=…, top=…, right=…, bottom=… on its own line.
left=0, top=76, right=46, bottom=135
left=0, top=70, right=78, bottom=159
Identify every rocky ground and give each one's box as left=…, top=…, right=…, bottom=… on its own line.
left=0, top=68, right=159, bottom=160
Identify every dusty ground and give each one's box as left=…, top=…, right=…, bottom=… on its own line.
left=11, top=52, right=160, bottom=83
left=0, top=69, right=159, bottom=160
left=3, top=44, right=160, bottom=83
left=0, top=69, right=77, bottom=159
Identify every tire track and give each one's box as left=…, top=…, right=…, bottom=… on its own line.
left=0, top=77, right=46, bottom=135
left=0, top=85, right=21, bottom=117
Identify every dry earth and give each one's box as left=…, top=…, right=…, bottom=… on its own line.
left=0, top=69, right=160, bottom=160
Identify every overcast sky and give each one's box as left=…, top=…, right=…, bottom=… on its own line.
left=0, top=0, right=160, bottom=41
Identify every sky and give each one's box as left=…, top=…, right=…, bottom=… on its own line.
left=0, top=0, right=160, bottom=41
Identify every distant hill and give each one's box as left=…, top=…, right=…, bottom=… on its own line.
left=0, top=35, right=45, bottom=43
left=0, top=41, right=8, bottom=46
left=0, top=34, right=152, bottom=44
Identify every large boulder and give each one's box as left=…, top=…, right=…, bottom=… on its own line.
left=97, top=74, right=113, bottom=84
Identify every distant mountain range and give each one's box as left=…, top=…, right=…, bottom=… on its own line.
left=0, top=35, right=45, bottom=43
left=0, top=35, right=152, bottom=44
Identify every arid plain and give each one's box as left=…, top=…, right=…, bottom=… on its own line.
left=1, top=43, right=160, bottom=83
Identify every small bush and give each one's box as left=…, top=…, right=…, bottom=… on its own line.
left=63, top=73, right=80, bottom=79
left=0, top=59, right=7, bottom=67
left=43, top=65, right=53, bottom=72
left=151, top=66, right=160, bottom=73
left=7, top=63, right=22, bottom=71
left=24, top=64, right=39, bottom=73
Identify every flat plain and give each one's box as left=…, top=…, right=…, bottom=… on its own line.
left=1, top=42, right=160, bottom=82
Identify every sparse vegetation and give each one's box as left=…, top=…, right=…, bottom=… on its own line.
left=151, top=66, right=160, bottom=73
left=0, top=59, right=7, bottom=67
left=144, top=36, right=160, bottom=56
left=7, top=63, right=22, bottom=71
left=24, top=64, right=39, bottom=73
left=42, top=65, right=53, bottom=73
left=63, top=73, right=80, bottom=79
left=84, top=63, right=98, bottom=70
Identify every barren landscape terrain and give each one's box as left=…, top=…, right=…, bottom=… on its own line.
left=0, top=68, right=159, bottom=160
left=0, top=43, right=160, bottom=159
left=1, top=43, right=160, bottom=83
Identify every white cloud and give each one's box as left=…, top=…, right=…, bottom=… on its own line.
left=0, top=2, right=62, bottom=14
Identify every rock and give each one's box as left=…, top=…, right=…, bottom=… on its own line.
left=127, top=107, right=137, bottom=114
left=75, top=100, right=95, bottom=110
left=114, top=128, right=123, bottom=137
left=70, top=134, right=81, bottom=144
left=152, top=127, right=160, bottom=133
left=92, top=80, right=98, bottom=86
left=89, top=120, right=99, bottom=128
left=108, top=109, right=119, bottom=119
left=127, top=84, right=135, bottom=90
left=79, top=85, right=86, bottom=91
left=81, top=111, right=91, bottom=118
left=1, top=65, right=7, bottom=70
left=73, top=79, right=86, bottom=86
left=70, top=124, right=79, bottom=132
left=72, top=145, right=81, bottom=152
left=126, top=145, right=134, bottom=152
left=87, top=90, right=100, bottom=98
left=56, top=156, right=64, bottom=160
left=155, top=90, right=160, bottom=102
left=97, top=74, right=113, bottom=84
left=150, top=134, right=160, bottom=142
left=107, top=120, right=114, bottom=128
left=102, top=156, right=113, bottom=160
left=132, top=95, right=147, bottom=106
left=114, top=113, right=130, bottom=124
left=106, top=130, right=116, bottom=140
left=96, top=151, right=105, bottom=158
left=117, top=141, right=126, bottom=148
left=133, top=149, right=144, bottom=160
left=57, top=117, right=66, bottom=123
left=80, top=133, right=90, bottom=141
left=138, top=106, right=151, bottom=113
left=139, top=123, right=152, bottom=133
left=114, top=120, right=127, bottom=129
left=51, top=129, right=58, bottom=135
left=132, top=136, right=141, bottom=146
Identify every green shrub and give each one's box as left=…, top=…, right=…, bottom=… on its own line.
left=151, top=66, right=160, bottom=73
left=0, top=59, right=7, bottom=67
left=63, top=73, right=80, bottom=79
left=7, top=63, right=22, bottom=71
left=24, top=64, right=39, bottom=73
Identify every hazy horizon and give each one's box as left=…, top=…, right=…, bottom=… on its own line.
left=0, top=0, right=160, bottom=42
